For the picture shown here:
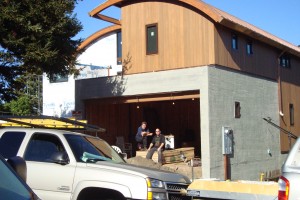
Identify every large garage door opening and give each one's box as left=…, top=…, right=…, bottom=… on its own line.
left=85, top=91, right=201, bottom=157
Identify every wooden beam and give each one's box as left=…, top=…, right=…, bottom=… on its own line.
left=95, top=14, right=121, bottom=25
left=124, top=94, right=200, bottom=103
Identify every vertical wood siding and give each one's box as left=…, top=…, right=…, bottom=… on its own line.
left=121, top=1, right=215, bottom=73
left=214, top=25, right=278, bottom=79
left=279, top=56, right=300, bottom=152
left=85, top=98, right=201, bottom=156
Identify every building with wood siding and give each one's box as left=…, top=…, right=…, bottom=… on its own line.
left=44, top=0, right=300, bottom=180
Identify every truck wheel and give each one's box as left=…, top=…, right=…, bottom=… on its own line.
left=77, top=188, right=126, bottom=200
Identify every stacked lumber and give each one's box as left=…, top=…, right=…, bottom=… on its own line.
left=163, top=147, right=194, bottom=164
left=136, top=147, right=194, bottom=164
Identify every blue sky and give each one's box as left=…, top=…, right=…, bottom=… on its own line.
left=74, top=0, right=300, bottom=46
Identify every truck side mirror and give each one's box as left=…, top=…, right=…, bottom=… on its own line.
left=50, top=152, right=69, bottom=165
left=7, top=156, right=27, bottom=182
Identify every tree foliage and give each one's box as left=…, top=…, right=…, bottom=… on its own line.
left=4, top=95, right=34, bottom=115
left=0, top=0, right=83, bottom=102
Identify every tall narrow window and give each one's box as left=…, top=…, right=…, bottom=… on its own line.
left=232, top=34, right=238, bottom=50
left=280, top=55, right=291, bottom=68
left=290, top=104, right=294, bottom=126
left=117, top=31, right=122, bottom=65
left=146, top=24, right=158, bottom=54
left=246, top=41, right=253, bottom=55
left=235, top=101, right=241, bottom=118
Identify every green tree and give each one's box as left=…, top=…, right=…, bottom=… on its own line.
left=0, top=0, right=83, bottom=103
left=4, top=95, right=34, bottom=115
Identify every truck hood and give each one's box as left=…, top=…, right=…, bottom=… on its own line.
left=88, top=161, right=191, bottom=184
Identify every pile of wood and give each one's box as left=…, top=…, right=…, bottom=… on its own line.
left=136, top=147, right=194, bottom=164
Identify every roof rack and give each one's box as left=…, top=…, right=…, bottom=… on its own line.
left=0, top=115, right=105, bottom=132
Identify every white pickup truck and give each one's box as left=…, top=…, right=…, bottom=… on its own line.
left=0, top=127, right=191, bottom=200
left=278, top=137, right=300, bottom=200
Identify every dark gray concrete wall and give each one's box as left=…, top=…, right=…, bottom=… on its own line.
left=206, top=66, right=286, bottom=180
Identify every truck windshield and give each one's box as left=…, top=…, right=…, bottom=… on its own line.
left=64, top=134, right=125, bottom=164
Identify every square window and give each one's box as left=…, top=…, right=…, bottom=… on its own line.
left=280, top=55, right=291, bottom=68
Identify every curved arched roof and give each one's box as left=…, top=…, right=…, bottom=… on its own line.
left=89, top=0, right=300, bottom=57
left=89, top=0, right=224, bottom=23
left=78, top=25, right=121, bottom=50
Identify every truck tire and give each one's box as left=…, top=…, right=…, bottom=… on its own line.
left=77, top=187, right=126, bottom=200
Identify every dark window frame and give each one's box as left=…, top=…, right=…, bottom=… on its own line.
left=290, top=103, right=294, bottom=126
left=246, top=41, right=253, bottom=55
left=280, top=55, right=291, bottom=68
left=231, top=34, right=238, bottom=50
left=234, top=101, right=241, bottom=118
left=116, top=31, right=122, bottom=65
left=146, top=23, right=158, bottom=55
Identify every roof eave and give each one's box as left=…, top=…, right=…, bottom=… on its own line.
left=78, top=25, right=122, bottom=50
left=220, top=19, right=300, bottom=57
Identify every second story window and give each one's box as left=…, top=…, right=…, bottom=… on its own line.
left=117, top=31, right=122, bottom=65
left=146, top=24, right=158, bottom=55
left=280, top=55, right=291, bottom=68
left=50, top=74, right=68, bottom=83
left=231, top=34, right=238, bottom=50
left=246, top=41, right=253, bottom=55
left=290, top=103, right=294, bottom=126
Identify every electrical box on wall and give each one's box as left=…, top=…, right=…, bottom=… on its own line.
left=222, top=126, right=233, bottom=155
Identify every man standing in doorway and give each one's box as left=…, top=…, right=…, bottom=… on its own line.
left=146, top=128, right=165, bottom=163
left=135, top=121, right=152, bottom=150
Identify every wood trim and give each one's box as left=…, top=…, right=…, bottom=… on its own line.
left=94, top=14, right=121, bottom=25
left=89, top=0, right=122, bottom=17
left=124, top=94, right=200, bottom=103
left=78, top=25, right=121, bottom=50
left=89, top=0, right=223, bottom=22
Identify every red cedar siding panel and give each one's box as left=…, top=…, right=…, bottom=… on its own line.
left=121, top=1, right=215, bottom=74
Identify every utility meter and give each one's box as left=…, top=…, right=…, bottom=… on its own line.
left=222, top=126, right=233, bottom=155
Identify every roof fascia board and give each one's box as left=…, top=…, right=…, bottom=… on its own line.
left=220, top=19, right=300, bottom=57
left=78, top=25, right=121, bottom=50
left=89, top=0, right=224, bottom=23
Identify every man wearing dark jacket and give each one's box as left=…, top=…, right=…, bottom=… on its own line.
left=146, top=128, right=165, bottom=163
left=135, top=121, right=152, bottom=150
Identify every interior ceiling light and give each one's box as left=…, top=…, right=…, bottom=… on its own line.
left=136, top=97, right=140, bottom=109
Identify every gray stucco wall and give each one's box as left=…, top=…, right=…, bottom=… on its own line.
left=75, top=66, right=287, bottom=180
left=75, top=67, right=205, bottom=111
left=206, top=66, right=287, bottom=180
